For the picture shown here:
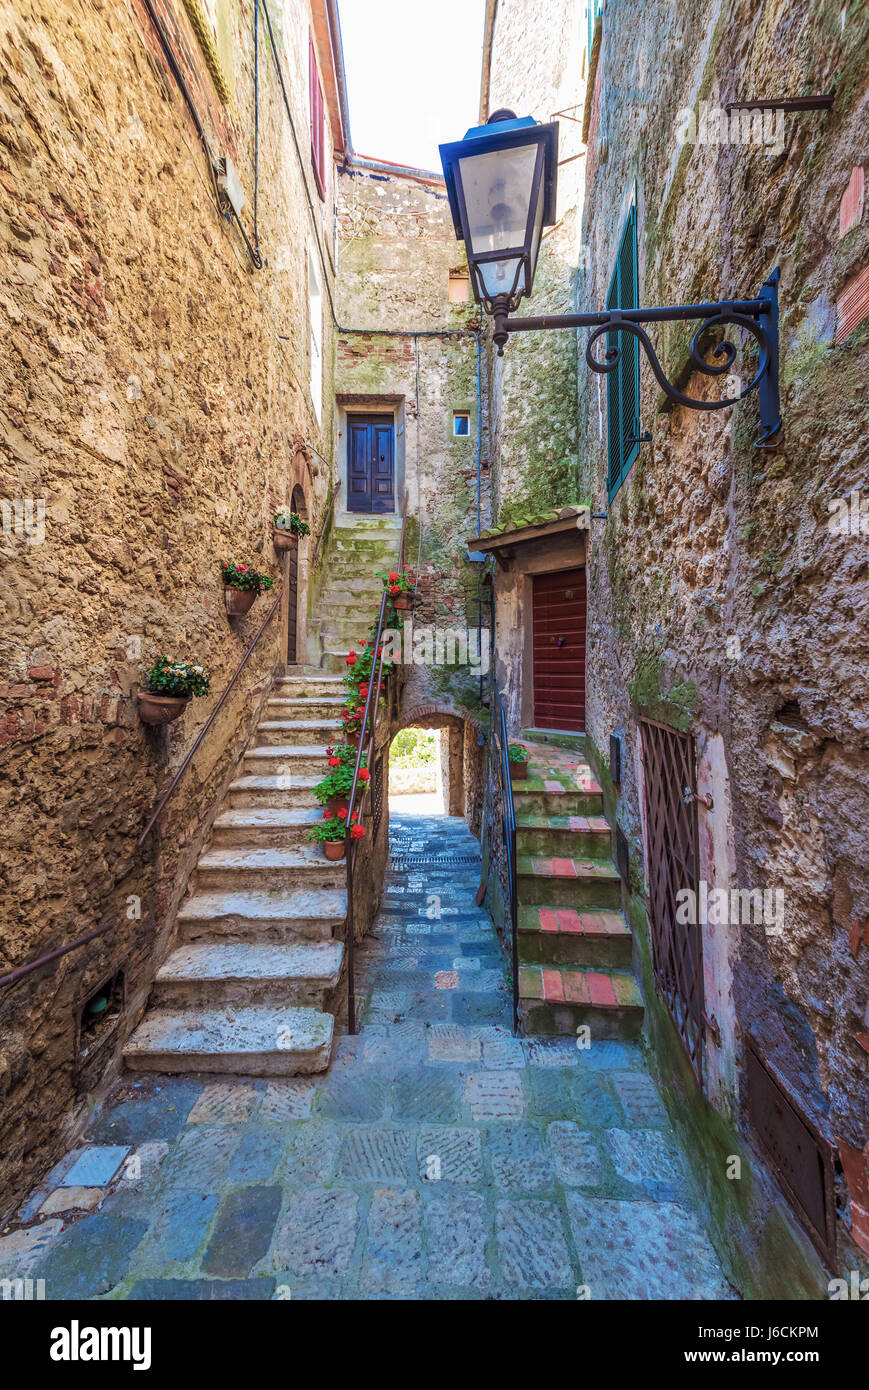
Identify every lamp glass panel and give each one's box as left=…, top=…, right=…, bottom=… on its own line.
left=478, top=256, right=525, bottom=300
left=457, top=142, right=538, bottom=258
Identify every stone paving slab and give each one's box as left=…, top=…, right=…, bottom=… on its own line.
left=9, top=812, right=732, bottom=1301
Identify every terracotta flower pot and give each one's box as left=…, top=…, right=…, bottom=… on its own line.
left=323, top=839, right=345, bottom=861
left=392, top=592, right=412, bottom=612
left=327, top=795, right=349, bottom=817
left=138, top=691, right=190, bottom=725
left=225, top=585, right=258, bottom=616
left=345, top=728, right=361, bottom=748
left=510, top=759, right=529, bottom=780
left=272, top=527, right=298, bottom=554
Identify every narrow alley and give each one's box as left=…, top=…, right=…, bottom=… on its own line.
left=5, top=809, right=729, bottom=1301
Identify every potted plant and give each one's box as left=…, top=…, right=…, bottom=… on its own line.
left=508, top=743, right=529, bottom=780
left=221, top=561, right=275, bottom=615
left=272, top=508, right=310, bottom=554
left=138, top=655, right=210, bottom=725
left=307, top=811, right=366, bottom=860
left=377, top=566, right=415, bottom=614
left=314, top=746, right=369, bottom=815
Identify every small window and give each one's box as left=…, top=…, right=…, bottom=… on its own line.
left=449, top=269, right=470, bottom=303
left=309, top=32, right=326, bottom=199
left=453, top=412, right=471, bottom=437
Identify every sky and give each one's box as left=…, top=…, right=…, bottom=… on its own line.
left=338, top=0, right=487, bottom=173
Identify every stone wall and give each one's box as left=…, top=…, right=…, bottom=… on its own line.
left=0, top=0, right=339, bottom=1218
left=576, top=0, right=869, bottom=1286
left=335, top=165, right=492, bottom=815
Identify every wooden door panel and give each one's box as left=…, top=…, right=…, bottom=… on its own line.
left=532, top=566, right=586, bottom=731
left=347, top=415, right=395, bottom=514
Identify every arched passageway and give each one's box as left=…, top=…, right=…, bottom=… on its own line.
left=388, top=703, right=486, bottom=838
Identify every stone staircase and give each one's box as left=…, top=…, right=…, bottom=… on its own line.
left=310, top=516, right=402, bottom=671
left=124, top=670, right=348, bottom=1076
left=513, top=735, right=644, bottom=1039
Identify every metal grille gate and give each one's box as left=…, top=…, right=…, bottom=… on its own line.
left=640, top=718, right=705, bottom=1087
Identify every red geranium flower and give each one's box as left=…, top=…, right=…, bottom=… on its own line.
left=338, top=807, right=348, bottom=819
left=389, top=585, right=399, bottom=595
left=350, top=824, right=365, bottom=840
left=328, top=756, right=340, bottom=767
left=346, top=653, right=356, bottom=666
left=388, top=572, right=399, bottom=582
left=358, top=768, right=370, bottom=782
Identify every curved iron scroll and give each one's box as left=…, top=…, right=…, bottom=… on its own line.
left=585, top=307, right=771, bottom=412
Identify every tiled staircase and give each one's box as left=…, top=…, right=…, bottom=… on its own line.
left=514, top=735, right=644, bottom=1039
left=124, top=670, right=348, bottom=1076
left=310, top=516, right=402, bottom=671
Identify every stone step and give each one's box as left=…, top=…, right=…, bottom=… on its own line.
left=196, top=845, right=345, bottom=892
left=151, top=940, right=343, bottom=1009
left=123, top=1004, right=334, bottom=1076
left=518, top=966, right=643, bottom=1039
left=521, top=728, right=587, bottom=753
left=316, top=618, right=384, bottom=643
left=255, top=718, right=343, bottom=747
left=226, top=775, right=322, bottom=809
left=515, top=811, right=612, bottom=858
left=265, top=696, right=345, bottom=719
left=273, top=673, right=345, bottom=697
left=315, top=605, right=384, bottom=628
left=511, top=782, right=604, bottom=818
left=517, top=854, right=621, bottom=909
left=243, top=743, right=332, bottom=776
left=518, top=905, right=632, bottom=969
left=317, top=579, right=385, bottom=601
left=178, top=887, right=346, bottom=942
left=210, top=807, right=323, bottom=848
left=321, top=650, right=353, bottom=674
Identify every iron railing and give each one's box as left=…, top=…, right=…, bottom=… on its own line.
left=343, top=495, right=409, bottom=1032
left=310, top=480, right=341, bottom=569
left=491, top=686, right=519, bottom=1034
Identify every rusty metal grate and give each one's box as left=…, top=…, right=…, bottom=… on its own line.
left=389, top=854, right=482, bottom=867
left=746, top=1043, right=837, bottom=1264
left=640, top=718, right=704, bottom=1088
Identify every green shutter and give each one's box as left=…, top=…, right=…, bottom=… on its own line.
left=606, top=206, right=641, bottom=501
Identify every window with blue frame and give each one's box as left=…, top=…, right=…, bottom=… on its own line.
left=606, top=205, right=641, bottom=501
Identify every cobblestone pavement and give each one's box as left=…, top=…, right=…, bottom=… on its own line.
left=1, top=814, right=734, bottom=1300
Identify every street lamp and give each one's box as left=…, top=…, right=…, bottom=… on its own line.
left=440, top=112, right=782, bottom=448
left=440, top=109, right=559, bottom=313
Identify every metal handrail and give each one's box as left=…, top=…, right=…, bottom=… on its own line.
left=0, top=923, right=115, bottom=992
left=492, top=685, right=519, bottom=1034
left=137, top=590, right=283, bottom=847
left=343, top=493, right=409, bottom=1032
left=311, top=480, right=341, bottom=569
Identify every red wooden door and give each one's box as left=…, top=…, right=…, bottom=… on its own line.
left=532, top=567, right=586, bottom=730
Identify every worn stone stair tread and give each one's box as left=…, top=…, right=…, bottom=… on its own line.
left=265, top=697, right=345, bottom=708
left=257, top=719, right=342, bottom=733
left=518, top=905, right=630, bottom=936
left=198, top=846, right=340, bottom=873
left=156, top=940, right=343, bottom=987
left=518, top=965, right=642, bottom=1009
left=515, top=812, right=611, bottom=834
left=230, top=773, right=320, bottom=792
left=245, top=743, right=332, bottom=759
left=178, top=887, right=347, bottom=924
left=517, top=854, right=620, bottom=881
left=213, top=808, right=322, bottom=829
left=123, top=1005, right=334, bottom=1075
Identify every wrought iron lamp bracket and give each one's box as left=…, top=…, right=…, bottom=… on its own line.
left=491, top=267, right=783, bottom=449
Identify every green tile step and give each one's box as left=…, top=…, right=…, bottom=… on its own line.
left=517, top=853, right=622, bottom=910
left=518, top=905, right=633, bottom=969
left=518, top=965, right=643, bottom=1040
left=515, top=810, right=612, bottom=858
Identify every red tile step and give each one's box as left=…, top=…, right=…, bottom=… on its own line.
left=518, top=905, right=632, bottom=969
left=515, top=810, right=611, bottom=858
left=518, top=965, right=643, bottom=1039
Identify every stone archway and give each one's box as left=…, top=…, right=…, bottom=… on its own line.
left=393, top=701, right=486, bottom=835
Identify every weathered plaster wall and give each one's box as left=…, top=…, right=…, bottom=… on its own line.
left=0, top=0, right=338, bottom=1217
left=578, top=0, right=869, bottom=1283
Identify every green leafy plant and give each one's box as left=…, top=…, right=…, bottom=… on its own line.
left=273, top=509, right=310, bottom=537
left=376, top=566, right=414, bottom=598
left=221, top=561, right=275, bottom=593
left=145, top=655, right=211, bottom=699
left=313, top=747, right=370, bottom=804
left=307, top=810, right=365, bottom=842
left=508, top=743, right=528, bottom=763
